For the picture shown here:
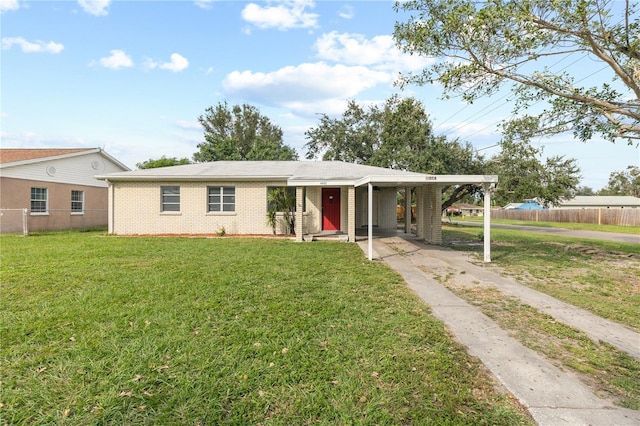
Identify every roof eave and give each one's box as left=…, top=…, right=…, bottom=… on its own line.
left=354, top=174, right=498, bottom=187
left=97, top=175, right=290, bottom=182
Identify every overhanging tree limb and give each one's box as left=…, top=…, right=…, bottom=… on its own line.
left=393, top=0, right=640, bottom=144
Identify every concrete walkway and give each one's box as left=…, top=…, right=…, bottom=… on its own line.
left=357, top=233, right=640, bottom=426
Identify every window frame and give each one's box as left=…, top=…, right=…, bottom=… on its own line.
left=207, top=186, right=235, bottom=213
left=30, top=187, right=48, bottom=215
left=71, top=190, right=84, bottom=215
left=161, top=186, right=180, bottom=213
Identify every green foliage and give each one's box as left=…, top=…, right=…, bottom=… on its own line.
left=136, top=156, right=191, bottom=169
left=487, top=139, right=581, bottom=207
left=266, top=187, right=296, bottom=235
left=599, top=165, right=640, bottom=197
left=574, top=185, right=596, bottom=196
left=305, top=95, right=487, bottom=209
left=194, top=102, right=298, bottom=162
left=0, top=233, right=532, bottom=425
left=394, top=0, right=640, bottom=144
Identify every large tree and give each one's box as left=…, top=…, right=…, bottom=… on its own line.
left=487, top=138, right=581, bottom=207
left=305, top=96, right=486, bottom=209
left=393, top=0, right=640, bottom=144
left=194, top=102, right=298, bottom=162
left=599, top=165, right=640, bottom=196
left=136, top=156, right=191, bottom=169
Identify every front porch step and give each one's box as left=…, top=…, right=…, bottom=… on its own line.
left=303, top=233, right=349, bottom=242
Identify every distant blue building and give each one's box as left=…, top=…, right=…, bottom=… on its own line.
left=514, top=200, right=545, bottom=210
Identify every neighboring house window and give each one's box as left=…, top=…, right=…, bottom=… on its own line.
left=161, top=186, right=180, bottom=212
left=30, top=187, right=48, bottom=213
left=208, top=186, right=235, bottom=212
left=71, top=190, right=84, bottom=214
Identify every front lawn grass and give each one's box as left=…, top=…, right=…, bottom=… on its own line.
left=443, top=224, right=640, bottom=332
left=0, top=232, right=532, bottom=425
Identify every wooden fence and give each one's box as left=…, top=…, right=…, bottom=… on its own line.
left=491, top=208, right=640, bottom=227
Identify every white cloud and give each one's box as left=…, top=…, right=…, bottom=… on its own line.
left=0, top=0, right=20, bottom=13
left=314, top=31, right=433, bottom=72
left=98, top=49, right=133, bottom=70
left=194, top=0, right=216, bottom=9
left=175, top=120, right=202, bottom=130
left=2, top=37, right=64, bottom=54
left=223, top=61, right=391, bottom=111
left=144, top=53, right=189, bottom=72
left=241, top=0, right=319, bottom=30
left=143, top=58, right=158, bottom=70
left=160, top=53, right=189, bottom=72
left=337, top=5, right=354, bottom=19
left=78, top=0, right=110, bottom=16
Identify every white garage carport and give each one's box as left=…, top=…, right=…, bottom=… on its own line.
left=353, top=175, right=498, bottom=262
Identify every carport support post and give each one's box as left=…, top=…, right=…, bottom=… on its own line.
left=368, top=182, right=373, bottom=260
left=483, top=183, right=492, bottom=263
left=348, top=186, right=356, bottom=242
left=429, top=184, right=442, bottom=244
left=404, top=186, right=411, bottom=234
left=295, top=186, right=304, bottom=242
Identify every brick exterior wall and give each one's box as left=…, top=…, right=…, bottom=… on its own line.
left=110, top=181, right=326, bottom=236
left=1, top=177, right=108, bottom=233
left=108, top=180, right=444, bottom=239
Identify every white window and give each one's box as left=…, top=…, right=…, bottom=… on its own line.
left=30, top=187, right=48, bottom=213
left=71, top=190, right=84, bottom=214
left=161, top=186, right=180, bottom=212
left=208, top=186, right=235, bottom=212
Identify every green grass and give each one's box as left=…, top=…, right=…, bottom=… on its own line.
left=0, top=232, right=532, bottom=425
left=443, top=224, right=640, bottom=332
left=455, top=217, right=640, bottom=234
left=449, top=287, right=640, bottom=410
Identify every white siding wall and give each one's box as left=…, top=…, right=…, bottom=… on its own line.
left=1, top=152, right=125, bottom=187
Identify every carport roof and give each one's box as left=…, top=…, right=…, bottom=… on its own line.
left=96, top=160, right=497, bottom=186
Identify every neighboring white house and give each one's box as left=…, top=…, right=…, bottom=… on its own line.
left=97, top=161, right=498, bottom=261
left=554, top=196, right=640, bottom=209
left=0, top=148, right=129, bottom=233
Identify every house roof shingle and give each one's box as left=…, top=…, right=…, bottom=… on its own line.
left=97, top=161, right=428, bottom=180
left=0, top=148, right=93, bottom=164
left=96, top=160, right=498, bottom=187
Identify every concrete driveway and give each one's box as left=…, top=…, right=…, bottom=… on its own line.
left=358, top=232, right=640, bottom=426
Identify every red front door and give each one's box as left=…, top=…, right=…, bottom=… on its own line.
left=322, top=188, right=341, bottom=231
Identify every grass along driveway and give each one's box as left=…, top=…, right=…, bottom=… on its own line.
left=0, top=232, right=532, bottom=425
left=443, top=224, right=640, bottom=331
left=441, top=224, right=640, bottom=410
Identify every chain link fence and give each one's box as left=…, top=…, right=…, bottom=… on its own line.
left=0, top=209, right=108, bottom=235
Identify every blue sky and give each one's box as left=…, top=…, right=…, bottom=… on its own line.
left=2, top=0, right=638, bottom=190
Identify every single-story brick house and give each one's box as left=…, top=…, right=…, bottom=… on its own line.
left=0, top=148, right=129, bottom=234
left=97, top=161, right=498, bottom=261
